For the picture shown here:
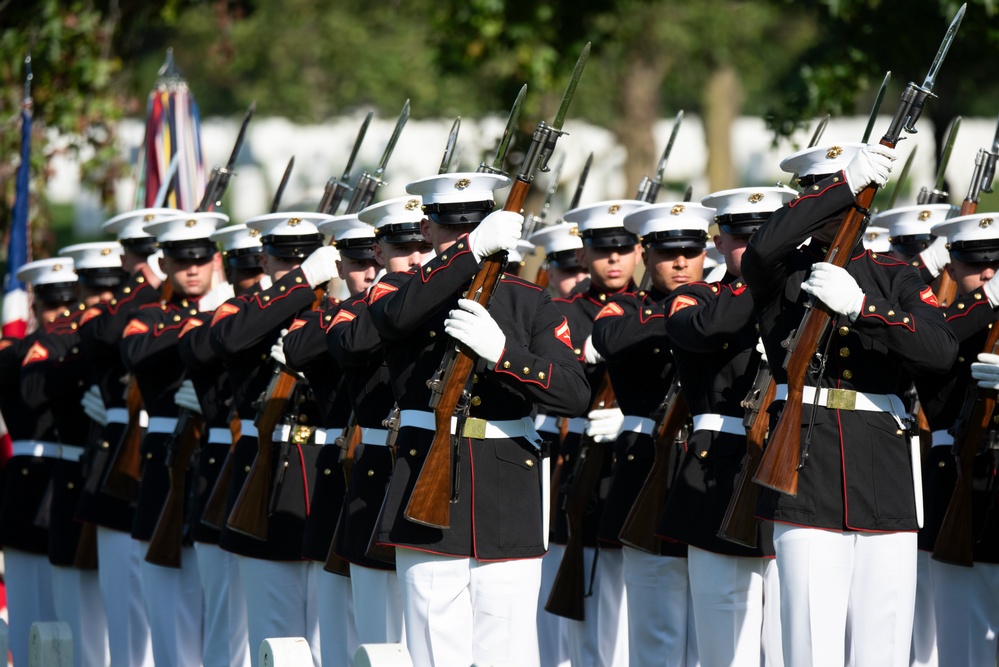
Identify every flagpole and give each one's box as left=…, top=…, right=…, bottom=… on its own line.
left=2, top=54, right=34, bottom=340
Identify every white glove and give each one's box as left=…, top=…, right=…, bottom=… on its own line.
left=972, top=353, right=999, bottom=389
left=586, top=407, right=625, bottom=443
left=147, top=250, right=168, bottom=282
left=444, top=299, right=506, bottom=366
left=81, top=385, right=108, bottom=427
left=756, top=338, right=768, bottom=365
left=258, top=274, right=273, bottom=291
left=300, top=246, right=340, bottom=288
left=919, top=236, right=951, bottom=279
left=801, top=262, right=865, bottom=322
left=583, top=334, right=603, bottom=364
left=983, top=273, right=999, bottom=308
left=198, top=281, right=235, bottom=313
left=844, top=144, right=897, bottom=194
left=173, top=379, right=202, bottom=414
left=467, top=211, right=524, bottom=262
left=270, top=329, right=289, bottom=366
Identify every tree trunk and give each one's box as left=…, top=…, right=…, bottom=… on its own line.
left=703, top=64, right=744, bottom=192
left=615, top=52, right=667, bottom=200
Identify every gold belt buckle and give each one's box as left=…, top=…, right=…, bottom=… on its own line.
left=292, top=425, right=313, bottom=445
left=461, top=417, right=488, bottom=440
left=825, top=388, right=857, bottom=411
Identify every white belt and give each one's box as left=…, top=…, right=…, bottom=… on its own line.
left=534, top=414, right=560, bottom=435
left=775, top=384, right=906, bottom=429
left=692, top=413, right=746, bottom=436
left=146, top=417, right=178, bottom=435
left=564, top=417, right=586, bottom=435
left=11, top=440, right=61, bottom=459
left=240, top=421, right=258, bottom=439
left=106, top=408, right=148, bottom=427
left=932, top=430, right=954, bottom=448
left=60, top=445, right=85, bottom=462
left=398, top=409, right=542, bottom=448
left=621, top=416, right=657, bottom=434
left=207, top=428, right=232, bottom=445
left=361, top=427, right=389, bottom=447
left=313, top=428, right=328, bottom=446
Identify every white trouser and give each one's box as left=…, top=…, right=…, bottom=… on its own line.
left=51, top=565, right=108, bottom=667
left=140, top=543, right=204, bottom=666
left=97, top=527, right=153, bottom=667
left=195, top=542, right=249, bottom=667
left=395, top=547, right=543, bottom=667
left=622, top=546, right=695, bottom=667
left=568, top=546, right=629, bottom=667
left=763, top=558, right=784, bottom=667
left=312, top=561, right=355, bottom=667
left=351, top=563, right=405, bottom=644
left=911, top=550, right=938, bottom=667
left=687, top=546, right=777, bottom=667
left=773, top=525, right=917, bottom=667
left=239, top=557, right=319, bottom=667
left=5, top=548, right=57, bottom=667
left=537, top=543, right=571, bottom=667
left=930, top=559, right=999, bottom=667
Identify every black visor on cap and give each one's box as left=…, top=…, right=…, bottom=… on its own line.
left=262, top=233, right=324, bottom=260
left=889, top=234, right=934, bottom=260
left=160, top=239, right=218, bottom=261
left=716, top=212, right=772, bottom=236
left=121, top=236, right=158, bottom=257
left=797, top=173, right=837, bottom=189
left=224, top=247, right=264, bottom=270
left=335, top=237, right=377, bottom=260
left=948, top=239, right=999, bottom=264
left=582, top=228, right=640, bottom=249
left=77, top=267, right=128, bottom=288
left=641, top=229, right=709, bottom=251
left=376, top=222, right=426, bottom=246
left=34, top=282, right=78, bottom=304
left=423, top=200, right=494, bottom=226
left=547, top=249, right=582, bottom=270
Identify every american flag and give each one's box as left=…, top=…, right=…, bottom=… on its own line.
left=1, top=55, right=33, bottom=341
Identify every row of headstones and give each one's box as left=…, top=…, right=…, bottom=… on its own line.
left=0, top=621, right=514, bottom=666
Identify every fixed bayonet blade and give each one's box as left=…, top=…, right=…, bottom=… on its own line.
left=656, top=110, right=684, bottom=182
left=887, top=145, right=917, bottom=210
left=922, top=4, right=966, bottom=93
left=808, top=115, right=830, bottom=149
left=538, top=152, right=565, bottom=224
left=439, top=117, right=461, bottom=175
left=683, top=185, right=693, bottom=202
left=270, top=156, right=294, bottom=213
left=934, top=115, right=961, bottom=192
left=862, top=72, right=891, bottom=143
left=490, top=84, right=527, bottom=172
left=375, top=99, right=410, bottom=176
left=991, top=113, right=999, bottom=154
left=226, top=102, right=256, bottom=172
left=552, top=43, right=590, bottom=131
left=341, top=111, right=373, bottom=182
left=568, top=152, right=593, bottom=211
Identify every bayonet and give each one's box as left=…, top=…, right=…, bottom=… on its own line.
left=374, top=99, right=410, bottom=178
left=319, top=110, right=373, bottom=215
left=862, top=72, right=891, bottom=143
left=636, top=110, right=684, bottom=203
left=482, top=84, right=527, bottom=174
left=886, top=145, right=918, bottom=210
left=197, top=101, right=255, bottom=212
left=683, top=185, right=693, bottom=202
left=524, top=152, right=564, bottom=239
left=965, top=114, right=999, bottom=203
left=568, top=152, right=593, bottom=211
left=344, top=100, right=410, bottom=214
left=270, top=156, right=294, bottom=213
left=918, top=115, right=960, bottom=204
left=809, top=114, right=830, bottom=149
left=439, top=117, right=461, bottom=175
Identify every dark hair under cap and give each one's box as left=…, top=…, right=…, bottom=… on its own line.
left=77, top=267, right=129, bottom=288
left=34, top=282, right=78, bottom=305
left=547, top=248, right=582, bottom=270
left=422, top=200, right=495, bottom=226
left=120, top=236, right=159, bottom=257
left=582, top=227, right=640, bottom=250
left=948, top=238, right=999, bottom=264
left=335, top=236, right=377, bottom=260
left=375, top=222, right=426, bottom=246
left=159, top=238, right=218, bottom=261
left=641, top=228, right=709, bottom=250
left=261, top=233, right=324, bottom=260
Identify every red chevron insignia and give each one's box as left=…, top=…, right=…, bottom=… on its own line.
left=329, top=310, right=357, bottom=328
left=122, top=319, right=150, bottom=338
left=210, top=303, right=240, bottom=326
left=555, top=317, right=573, bottom=348
left=0, top=340, right=13, bottom=352
left=367, top=282, right=398, bottom=304
left=920, top=287, right=939, bottom=308
left=22, top=341, right=50, bottom=365
left=595, top=302, right=625, bottom=320
left=80, top=307, right=102, bottom=326
left=668, top=294, right=698, bottom=317
left=179, top=318, right=204, bottom=337
left=288, top=318, right=307, bottom=333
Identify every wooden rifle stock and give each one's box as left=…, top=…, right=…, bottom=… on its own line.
left=937, top=198, right=980, bottom=308
left=618, top=378, right=688, bottom=553
left=146, top=411, right=204, bottom=567
left=932, top=324, right=999, bottom=565
left=404, top=179, right=532, bottom=529
left=101, top=379, right=145, bottom=501
left=535, top=262, right=550, bottom=290
left=72, top=522, right=99, bottom=570
left=753, top=174, right=883, bottom=496
left=227, top=368, right=299, bottom=540
left=324, top=419, right=362, bottom=575
left=545, top=374, right=615, bottom=621
left=719, top=366, right=776, bottom=548
left=200, top=413, right=241, bottom=529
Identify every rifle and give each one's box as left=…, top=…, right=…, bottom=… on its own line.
left=72, top=522, right=99, bottom=570
left=936, top=115, right=999, bottom=307
left=344, top=100, right=411, bottom=215
left=635, top=110, right=683, bottom=204
left=545, top=372, right=614, bottom=621
left=753, top=7, right=965, bottom=496
left=618, top=376, right=688, bottom=552
left=933, top=324, right=999, bottom=566
left=270, top=156, right=295, bottom=213
left=226, top=366, right=298, bottom=540
left=323, top=417, right=362, bottom=576
left=534, top=152, right=592, bottom=287
left=198, top=102, right=256, bottom=212
left=101, top=374, right=147, bottom=501
left=718, top=360, right=776, bottom=548
left=199, top=412, right=240, bottom=530
left=407, top=44, right=590, bottom=529
left=145, top=410, right=204, bottom=567
left=318, top=111, right=374, bottom=216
